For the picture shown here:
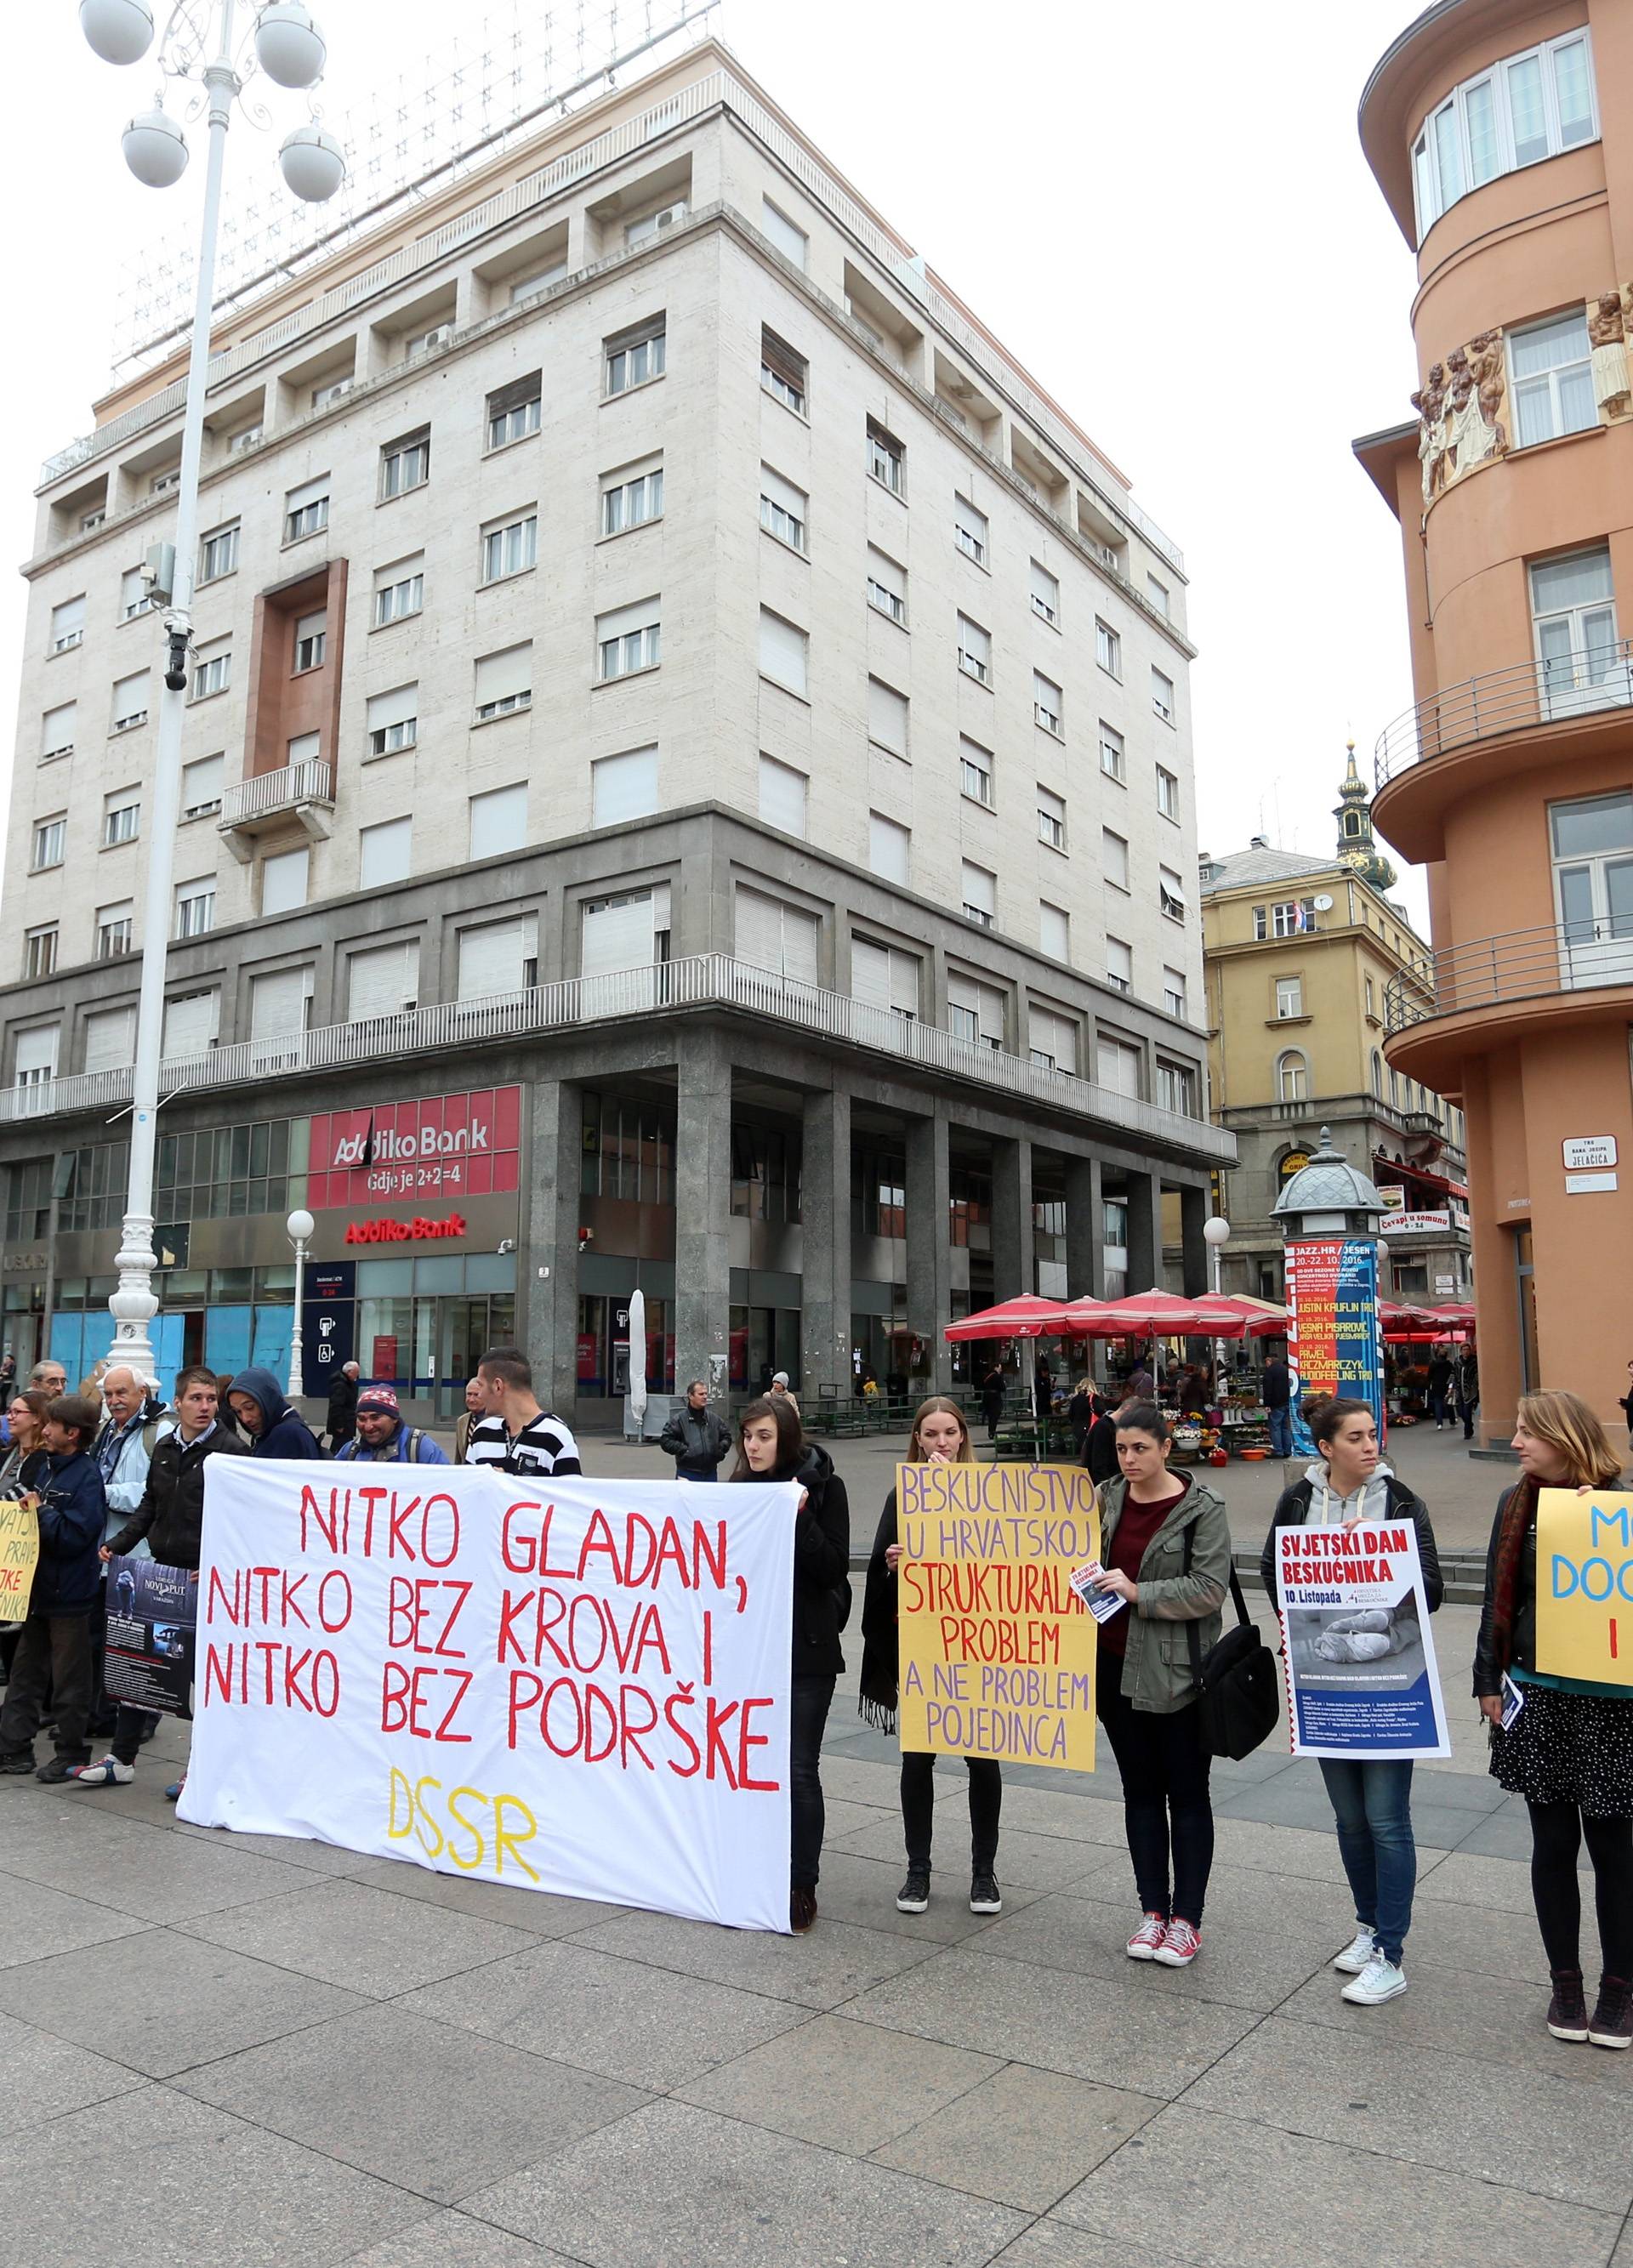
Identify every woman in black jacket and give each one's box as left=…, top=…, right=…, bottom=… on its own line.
left=1260, top=1396, right=1442, bottom=2009
left=730, top=1396, right=850, bottom=1935
left=858, top=1396, right=1002, bottom=1918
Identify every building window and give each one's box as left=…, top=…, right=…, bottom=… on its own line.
left=1156, top=1059, right=1198, bottom=1117
left=1147, top=573, right=1169, bottom=617
left=760, top=327, right=806, bottom=415
left=24, top=925, right=57, bottom=980
left=481, top=509, right=538, bottom=583
left=1096, top=1034, right=1141, bottom=1097
left=760, top=197, right=808, bottom=268
left=120, top=568, right=154, bottom=621
left=174, top=878, right=215, bottom=940
left=96, top=904, right=133, bottom=958
left=181, top=753, right=223, bottom=818
left=605, top=316, right=665, bottom=396
left=1159, top=865, right=1186, bottom=923
left=292, top=611, right=326, bottom=674
left=197, top=522, right=239, bottom=583
left=1550, top=789, right=1633, bottom=984
left=1370, top=1048, right=1385, bottom=1099
left=949, top=973, right=1005, bottom=1049
left=374, top=554, right=424, bottom=625
left=151, top=467, right=181, bottom=495
left=1028, top=1006, right=1078, bottom=1075
left=359, top=816, right=412, bottom=890
left=1163, top=967, right=1186, bottom=1019
left=283, top=475, right=329, bottom=543
left=597, top=597, right=662, bottom=680
left=1152, top=668, right=1175, bottom=725
left=851, top=935, right=919, bottom=1018
left=868, top=811, right=909, bottom=885
left=509, top=261, right=566, bottom=305
left=48, top=595, right=86, bottom=655
left=602, top=457, right=663, bottom=534
left=468, top=782, right=527, bottom=862
left=592, top=746, right=658, bottom=828
left=1156, top=762, right=1180, bottom=817
left=867, top=418, right=904, bottom=496
left=1509, top=311, right=1596, bottom=447
left=867, top=547, right=907, bottom=626
left=1040, top=901, right=1070, bottom=961
left=111, top=670, right=149, bottom=732
left=191, top=644, right=230, bottom=701
left=958, top=613, right=992, bottom=685
left=961, top=860, right=996, bottom=929
left=868, top=677, right=908, bottom=758
left=1410, top=31, right=1598, bottom=243
left=228, top=422, right=263, bottom=454
left=486, top=373, right=543, bottom=450
left=1030, top=560, right=1059, bottom=625
left=758, top=607, right=808, bottom=696
left=959, top=739, right=993, bottom=806
left=472, top=643, right=532, bottom=722
left=1106, top=936, right=1133, bottom=993
left=760, top=465, right=807, bottom=553
left=1258, top=898, right=1315, bottom=938
left=1277, top=1049, right=1309, bottom=1102
left=1095, top=618, right=1121, bottom=677
left=367, top=684, right=418, bottom=757
left=102, top=791, right=139, bottom=847
left=1276, top=975, right=1304, bottom=1019
left=13, top=1027, right=59, bottom=1089
left=759, top=753, right=808, bottom=837
left=1365, top=975, right=1377, bottom=1018
left=1098, top=723, right=1125, bottom=782
left=1531, top=547, right=1623, bottom=716
left=1033, top=669, right=1063, bottom=736
left=1037, top=785, right=1067, bottom=852
left=379, top=427, right=430, bottom=500
left=41, top=701, right=76, bottom=762
left=310, top=377, right=351, bottom=410
left=953, top=494, right=987, bottom=567
left=1102, top=827, right=1129, bottom=892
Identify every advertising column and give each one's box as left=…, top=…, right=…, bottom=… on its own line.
left=1286, top=1237, right=1383, bottom=1458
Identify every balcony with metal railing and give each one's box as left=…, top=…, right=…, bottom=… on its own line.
left=1374, top=643, right=1633, bottom=788
left=0, top=953, right=1235, bottom=1163
left=1385, top=920, right=1633, bottom=1031
left=219, top=759, right=334, bottom=844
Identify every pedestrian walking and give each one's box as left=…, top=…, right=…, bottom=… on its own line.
left=729, top=1395, right=849, bottom=1934
left=73, top=1367, right=247, bottom=1798
left=1426, top=1350, right=1454, bottom=1430
left=467, top=1347, right=582, bottom=1478
left=0, top=1396, right=106, bottom=1782
left=1474, top=1390, right=1631, bottom=2049
left=1088, top=1401, right=1231, bottom=1968
left=859, top=1395, right=1001, bottom=1917
left=1067, top=1377, right=1095, bottom=1458
left=658, top=1379, right=732, bottom=1481
left=453, top=1375, right=486, bottom=1464
left=980, top=1362, right=1005, bottom=1441
left=326, top=1359, right=361, bottom=1452
left=1454, top=1347, right=1479, bottom=1441
left=334, top=1386, right=449, bottom=1464
left=1262, top=1350, right=1293, bottom=1460
left=769, top=1371, right=800, bottom=1418
left=1083, top=1399, right=1119, bottom=1486
left=226, top=1369, right=326, bottom=1460
left=1260, top=1395, right=1442, bottom=2006
left=1034, top=1356, right=1053, bottom=1421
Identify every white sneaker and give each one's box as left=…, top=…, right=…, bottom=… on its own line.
left=1333, top=1927, right=1377, bottom=1975
left=72, top=1757, right=134, bottom=1787
left=1341, top=1954, right=1408, bottom=2005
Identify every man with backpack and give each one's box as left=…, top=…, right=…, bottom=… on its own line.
left=334, top=1385, right=449, bottom=1465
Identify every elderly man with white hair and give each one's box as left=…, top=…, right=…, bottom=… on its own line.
left=88, top=1365, right=170, bottom=1741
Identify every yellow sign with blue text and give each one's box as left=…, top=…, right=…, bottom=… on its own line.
left=1536, top=1489, right=1633, bottom=1687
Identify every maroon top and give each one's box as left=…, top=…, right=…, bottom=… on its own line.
left=1099, top=1482, right=1187, bottom=1657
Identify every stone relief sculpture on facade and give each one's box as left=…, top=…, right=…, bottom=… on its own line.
left=1590, top=292, right=1632, bottom=419
left=1414, top=333, right=1507, bottom=507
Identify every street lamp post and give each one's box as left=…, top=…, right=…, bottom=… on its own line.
left=80, top=0, right=343, bottom=1383
left=286, top=1208, right=315, bottom=1399
left=1202, top=1214, right=1231, bottom=1401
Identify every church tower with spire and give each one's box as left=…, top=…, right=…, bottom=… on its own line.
left=1334, top=740, right=1397, bottom=892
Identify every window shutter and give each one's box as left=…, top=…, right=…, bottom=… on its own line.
left=367, top=683, right=418, bottom=733
left=262, top=848, right=309, bottom=914
left=111, top=671, right=149, bottom=719
left=42, top=702, right=76, bottom=756
left=1040, top=903, right=1070, bottom=960
left=474, top=643, right=532, bottom=705
left=489, top=371, right=542, bottom=416
left=760, top=465, right=805, bottom=520
left=1029, top=560, right=1057, bottom=610
left=868, top=678, right=908, bottom=754
left=182, top=754, right=224, bottom=813
left=249, top=969, right=310, bottom=1041
left=286, top=475, right=329, bottom=513
left=582, top=890, right=657, bottom=977
left=949, top=974, right=1004, bottom=1043
left=162, top=992, right=218, bottom=1060
left=359, top=818, right=412, bottom=888
left=758, top=609, right=807, bottom=694
left=758, top=755, right=807, bottom=836
left=52, top=595, right=86, bottom=642
left=782, top=904, right=820, bottom=982
left=851, top=937, right=890, bottom=1010
left=760, top=204, right=808, bottom=268
left=14, top=1027, right=59, bottom=1079
left=295, top=609, right=326, bottom=645
left=961, top=862, right=996, bottom=918
left=592, top=747, right=657, bottom=827
left=347, top=941, right=418, bottom=1020
left=469, top=782, right=526, bottom=859
left=869, top=813, right=909, bottom=884
left=83, top=1006, right=135, bottom=1075
left=868, top=549, right=906, bottom=605
left=458, top=915, right=538, bottom=999
left=735, top=887, right=783, bottom=974
left=1029, top=1006, right=1078, bottom=1074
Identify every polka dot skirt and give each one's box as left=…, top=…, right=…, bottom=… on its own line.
left=1489, top=1681, right=1633, bottom=1816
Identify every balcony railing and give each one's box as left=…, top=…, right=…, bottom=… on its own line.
left=0, top=953, right=1234, bottom=1161
left=1385, top=921, right=1633, bottom=1029
left=219, top=759, right=334, bottom=830
left=1374, top=644, right=1633, bottom=787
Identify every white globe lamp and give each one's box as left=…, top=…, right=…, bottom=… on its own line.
left=81, top=0, right=156, bottom=65
left=286, top=1208, right=316, bottom=1245
left=1202, top=1216, right=1232, bottom=1250
left=122, top=109, right=189, bottom=187
left=254, top=2, right=327, bottom=89
left=278, top=123, right=345, bottom=202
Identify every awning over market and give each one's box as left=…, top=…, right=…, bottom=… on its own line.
left=1061, top=1287, right=1249, bottom=1338
left=942, top=1295, right=1077, bottom=1341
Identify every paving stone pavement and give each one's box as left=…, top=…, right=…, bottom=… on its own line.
left=2, top=1636, right=1630, bottom=2268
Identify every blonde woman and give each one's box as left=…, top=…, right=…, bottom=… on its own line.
left=858, top=1395, right=1002, bottom=1917
left=1474, top=1390, right=1630, bottom=2049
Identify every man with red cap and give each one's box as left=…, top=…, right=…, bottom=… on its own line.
left=333, top=1385, right=449, bottom=1465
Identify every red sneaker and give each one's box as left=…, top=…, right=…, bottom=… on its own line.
left=1126, top=1912, right=1168, bottom=1960
left=1154, top=1918, right=1201, bottom=1968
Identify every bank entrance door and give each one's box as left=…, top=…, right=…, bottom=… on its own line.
left=435, top=1293, right=517, bottom=1419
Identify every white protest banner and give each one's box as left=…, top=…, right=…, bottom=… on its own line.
left=1274, top=1521, right=1450, bottom=1759
left=179, top=1462, right=794, bottom=1931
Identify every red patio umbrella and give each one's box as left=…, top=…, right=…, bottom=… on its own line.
left=1206, top=1295, right=1287, bottom=1339
left=942, top=1295, right=1078, bottom=1341
left=1061, top=1287, right=1248, bottom=1337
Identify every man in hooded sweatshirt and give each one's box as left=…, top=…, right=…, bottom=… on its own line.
left=226, top=1367, right=326, bottom=1460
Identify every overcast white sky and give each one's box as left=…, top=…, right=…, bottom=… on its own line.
left=0, top=0, right=1429, bottom=921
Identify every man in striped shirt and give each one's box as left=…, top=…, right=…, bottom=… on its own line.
left=466, top=1348, right=583, bottom=1479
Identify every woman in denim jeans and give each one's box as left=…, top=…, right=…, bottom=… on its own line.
left=1260, top=1396, right=1442, bottom=2006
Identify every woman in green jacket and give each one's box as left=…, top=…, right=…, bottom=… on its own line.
left=1089, top=1400, right=1231, bottom=1969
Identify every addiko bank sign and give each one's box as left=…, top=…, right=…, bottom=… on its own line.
left=308, top=1089, right=521, bottom=1209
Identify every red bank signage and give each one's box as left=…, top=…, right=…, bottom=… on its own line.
left=344, top=1214, right=468, bottom=1247
left=308, top=1089, right=521, bottom=1208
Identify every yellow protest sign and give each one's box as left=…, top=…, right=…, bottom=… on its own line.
left=895, top=1462, right=1098, bottom=1771
left=1536, top=1488, right=1633, bottom=1687
left=0, top=1499, right=38, bottom=1621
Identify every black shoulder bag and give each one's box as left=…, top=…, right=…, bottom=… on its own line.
left=1183, top=1524, right=1282, bottom=1759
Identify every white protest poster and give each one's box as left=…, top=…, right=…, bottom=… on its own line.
left=179, top=1462, right=794, bottom=1931
left=1274, top=1521, right=1450, bottom=1759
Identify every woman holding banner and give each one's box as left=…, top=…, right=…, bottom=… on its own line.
left=730, top=1397, right=851, bottom=1935
left=858, top=1396, right=1003, bottom=1919
left=1089, top=1402, right=1231, bottom=1968
left=1474, top=1390, right=1631, bottom=2049
left=1260, top=1397, right=1442, bottom=2008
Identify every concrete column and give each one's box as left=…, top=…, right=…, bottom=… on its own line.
left=989, top=1135, right=1034, bottom=1298
left=1181, top=1185, right=1209, bottom=1298
left=906, top=1107, right=954, bottom=1392
left=800, top=1086, right=852, bottom=1401
left=1124, top=1168, right=1160, bottom=1292
left=1065, top=1156, right=1103, bottom=1302
left=525, top=1078, right=582, bottom=1421
left=674, top=1028, right=733, bottom=1404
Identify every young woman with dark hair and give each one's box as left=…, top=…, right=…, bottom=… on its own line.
left=1089, top=1401, right=1231, bottom=1968
left=859, top=1396, right=1002, bottom=1917
left=1260, top=1395, right=1442, bottom=2007
left=1475, top=1390, right=1630, bottom=2049
left=730, top=1395, right=850, bottom=1935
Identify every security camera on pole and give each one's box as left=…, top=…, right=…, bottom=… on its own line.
left=78, top=1, right=344, bottom=1380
